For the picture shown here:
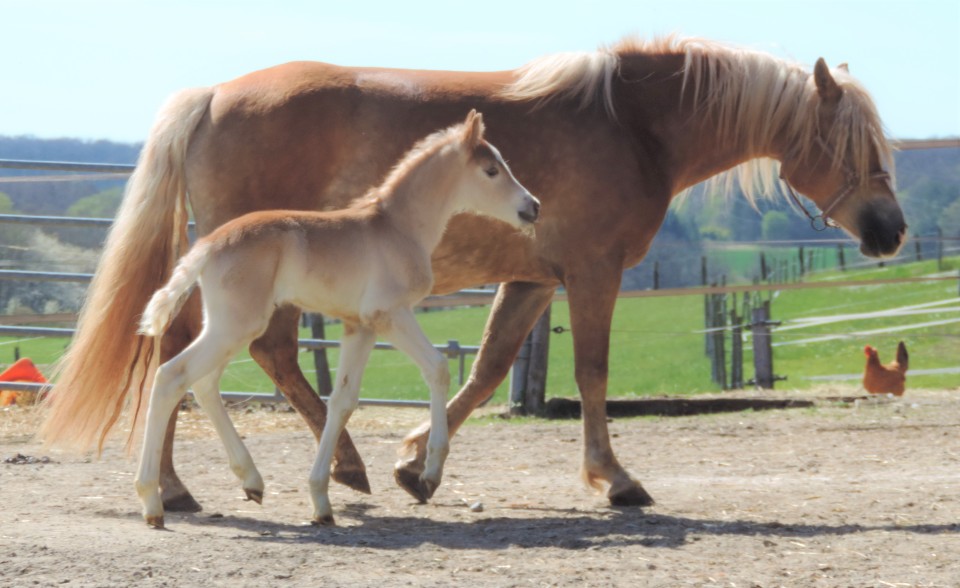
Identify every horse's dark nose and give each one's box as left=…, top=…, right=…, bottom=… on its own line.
left=520, top=197, right=540, bottom=223
left=858, top=201, right=907, bottom=258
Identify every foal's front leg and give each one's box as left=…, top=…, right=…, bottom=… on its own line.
left=381, top=308, right=451, bottom=498
left=309, top=324, right=376, bottom=525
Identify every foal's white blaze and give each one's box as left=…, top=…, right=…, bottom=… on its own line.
left=134, top=109, right=538, bottom=528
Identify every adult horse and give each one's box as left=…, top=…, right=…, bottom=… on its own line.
left=42, top=36, right=905, bottom=511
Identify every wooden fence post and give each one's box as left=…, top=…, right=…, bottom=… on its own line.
left=730, top=302, right=743, bottom=390
left=750, top=301, right=779, bottom=389
left=937, top=227, right=944, bottom=270
left=510, top=304, right=551, bottom=415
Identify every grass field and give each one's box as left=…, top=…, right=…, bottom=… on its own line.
left=2, top=255, right=957, bottom=403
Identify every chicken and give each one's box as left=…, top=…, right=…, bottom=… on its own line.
left=862, top=341, right=909, bottom=396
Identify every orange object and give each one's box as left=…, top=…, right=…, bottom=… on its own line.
left=862, top=342, right=909, bottom=396
left=0, top=358, right=48, bottom=406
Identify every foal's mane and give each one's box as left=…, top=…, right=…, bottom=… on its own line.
left=501, top=36, right=894, bottom=202
left=352, top=124, right=463, bottom=208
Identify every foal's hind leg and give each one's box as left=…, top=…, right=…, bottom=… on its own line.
left=158, top=291, right=203, bottom=512
left=249, top=305, right=370, bottom=494
left=395, top=282, right=555, bottom=502
left=191, top=366, right=265, bottom=503
left=136, top=328, right=251, bottom=528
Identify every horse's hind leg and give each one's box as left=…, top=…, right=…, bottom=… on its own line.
left=158, top=291, right=203, bottom=512
left=394, top=281, right=555, bottom=502
left=309, top=323, right=376, bottom=525
left=249, top=305, right=370, bottom=494
left=191, top=366, right=265, bottom=503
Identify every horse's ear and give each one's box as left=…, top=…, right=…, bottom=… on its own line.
left=462, top=109, right=485, bottom=149
left=814, top=58, right=842, bottom=103
left=837, top=62, right=849, bottom=73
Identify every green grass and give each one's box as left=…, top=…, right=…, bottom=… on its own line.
left=3, top=255, right=957, bottom=401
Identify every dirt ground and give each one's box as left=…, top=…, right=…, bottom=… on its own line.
left=2, top=385, right=959, bottom=587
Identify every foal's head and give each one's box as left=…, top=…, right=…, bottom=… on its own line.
left=450, top=110, right=540, bottom=229
left=777, top=59, right=905, bottom=258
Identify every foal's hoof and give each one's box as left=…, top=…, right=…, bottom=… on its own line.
left=145, top=514, right=165, bottom=529
left=244, top=488, right=264, bottom=505
left=608, top=483, right=655, bottom=507
left=332, top=463, right=372, bottom=495
left=311, top=514, right=336, bottom=527
left=162, top=491, right=203, bottom=513
left=393, top=460, right=438, bottom=504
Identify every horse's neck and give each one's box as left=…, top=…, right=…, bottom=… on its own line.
left=377, top=156, right=459, bottom=253
left=624, top=53, right=794, bottom=195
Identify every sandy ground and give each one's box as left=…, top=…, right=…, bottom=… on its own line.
left=2, top=386, right=959, bottom=587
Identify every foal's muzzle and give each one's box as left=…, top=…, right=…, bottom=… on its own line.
left=519, top=196, right=541, bottom=224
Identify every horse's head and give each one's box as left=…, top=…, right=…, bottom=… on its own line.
left=778, top=59, right=906, bottom=258
left=456, top=110, right=541, bottom=230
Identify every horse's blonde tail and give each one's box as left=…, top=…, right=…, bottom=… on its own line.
left=40, top=86, right=215, bottom=453
left=139, top=241, right=212, bottom=338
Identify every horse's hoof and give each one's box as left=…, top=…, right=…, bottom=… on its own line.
left=332, top=464, right=372, bottom=495
left=145, top=514, right=165, bottom=529
left=393, top=461, right=436, bottom=504
left=608, top=483, right=655, bottom=507
left=311, top=514, right=336, bottom=526
left=162, top=491, right=203, bottom=513
left=244, top=488, right=263, bottom=504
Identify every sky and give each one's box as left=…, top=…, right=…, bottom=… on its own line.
left=2, top=0, right=958, bottom=143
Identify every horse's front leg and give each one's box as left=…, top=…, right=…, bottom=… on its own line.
left=250, top=305, right=371, bottom=494
left=566, top=264, right=653, bottom=507
left=309, top=324, right=376, bottom=525
left=393, top=281, right=556, bottom=502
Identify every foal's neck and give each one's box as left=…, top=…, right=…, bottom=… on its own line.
left=375, top=151, right=462, bottom=253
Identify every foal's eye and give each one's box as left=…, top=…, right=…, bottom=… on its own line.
left=485, top=166, right=499, bottom=178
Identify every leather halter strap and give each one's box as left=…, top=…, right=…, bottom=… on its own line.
left=779, top=137, right=893, bottom=231
left=782, top=169, right=892, bottom=231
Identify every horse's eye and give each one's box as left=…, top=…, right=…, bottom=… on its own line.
left=485, top=166, right=499, bottom=178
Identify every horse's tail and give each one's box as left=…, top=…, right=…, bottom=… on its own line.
left=139, top=240, right=212, bottom=338
left=40, top=87, right=215, bottom=453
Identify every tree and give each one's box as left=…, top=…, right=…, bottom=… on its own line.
left=761, top=211, right=792, bottom=241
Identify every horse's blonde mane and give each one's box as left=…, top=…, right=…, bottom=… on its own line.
left=502, top=36, right=895, bottom=202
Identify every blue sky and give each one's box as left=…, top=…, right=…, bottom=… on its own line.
left=3, top=0, right=958, bottom=142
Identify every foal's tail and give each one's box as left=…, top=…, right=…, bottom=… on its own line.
left=139, top=241, right=212, bottom=338
left=40, top=87, right=215, bottom=453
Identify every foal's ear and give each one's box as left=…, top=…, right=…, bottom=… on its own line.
left=814, top=58, right=842, bottom=104
left=461, top=109, right=485, bottom=149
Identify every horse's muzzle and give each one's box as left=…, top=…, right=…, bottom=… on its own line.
left=858, top=202, right=907, bottom=258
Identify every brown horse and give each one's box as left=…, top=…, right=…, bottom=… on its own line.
left=42, top=36, right=905, bottom=511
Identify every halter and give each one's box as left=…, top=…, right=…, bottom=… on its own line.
left=779, top=137, right=893, bottom=232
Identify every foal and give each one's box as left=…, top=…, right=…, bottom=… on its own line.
left=134, top=110, right=539, bottom=527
